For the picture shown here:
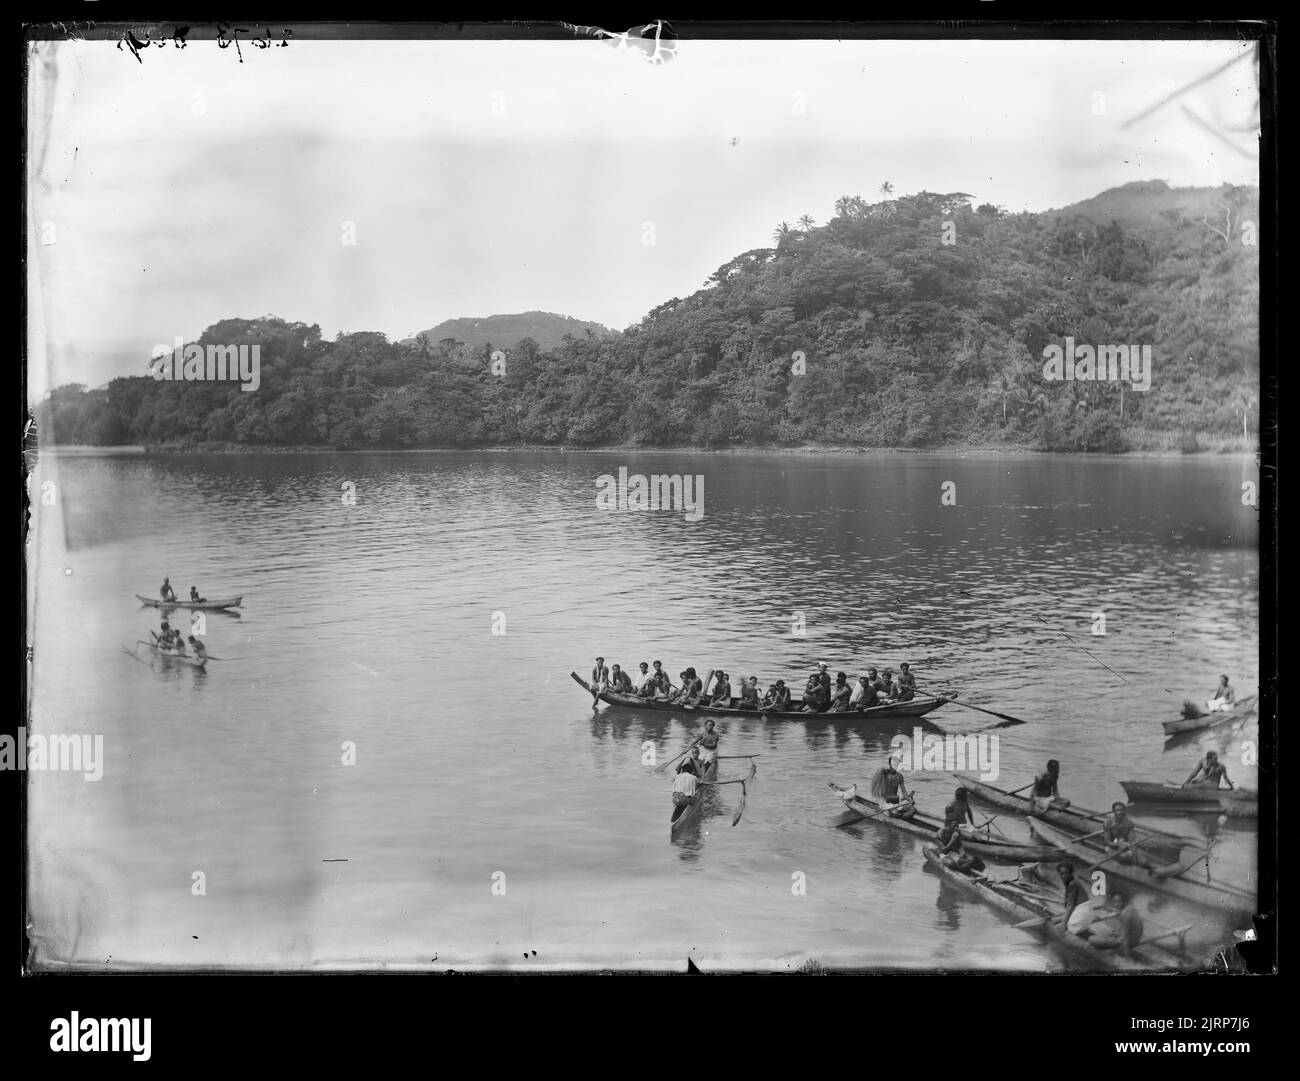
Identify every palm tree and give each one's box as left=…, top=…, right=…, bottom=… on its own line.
left=798, top=214, right=816, bottom=232
left=878, top=181, right=894, bottom=198
left=834, top=195, right=853, bottom=218
left=772, top=221, right=793, bottom=244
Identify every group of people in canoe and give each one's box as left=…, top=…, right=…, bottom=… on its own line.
left=159, top=577, right=207, bottom=604
left=590, top=657, right=921, bottom=712
left=150, top=619, right=207, bottom=661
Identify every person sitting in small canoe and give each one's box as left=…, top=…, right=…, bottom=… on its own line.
left=935, top=823, right=984, bottom=872
left=187, top=636, right=208, bottom=662
left=1087, top=887, right=1144, bottom=956
left=895, top=663, right=917, bottom=701
left=632, top=661, right=653, bottom=696
left=764, top=680, right=791, bottom=711
left=1207, top=674, right=1236, bottom=711
left=827, top=672, right=852, bottom=712
left=591, top=657, right=610, bottom=691
left=679, top=668, right=704, bottom=706
left=1057, top=862, right=1096, bottom=937
left=880, top=669, right=897, bottom=700
left=189, top=586, right=206, bottom=603
left=800, top=674, right=828, bottom=713
left=172, top=634, right=188, bottom=656
left=698, top=720, right=721, bottom=770
left=1030, top=759, right=1068, bottom=813
left=160, top=578, right=176, bottom=602
left=650, top=661, right=671, bottom=694
left=849, top=676, right=875, bottom=710
left=865, top=667, right=884, bottom=693
left=945, top=786, right=977, bottom=828
left=1102, top=802, right=1138, bottom=862
left=870, top=755, right=916, bottom=819
left=709, top=672, right=732, bottom=706
left=1184, top=750, right=1234, bottom=790
left=608, top=664, right=633, bottom=694
left=152, top=620, right=174, bottom=649
left=736, top=676, right=762, bottom=710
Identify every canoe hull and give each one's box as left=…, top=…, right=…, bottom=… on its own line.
left=137, top=594, right=242, bottom=611
left=953, top=774, right=1193, bottom=864
left=138, top=642, right=207, bottom=668
left=830, top=783, right=1065, bottom=863
left=1119, top=781, right=1258, bottom=818
left=1162, top=695, right=1258, bottom=736
left=1026, top=817, right=1255, bottom=919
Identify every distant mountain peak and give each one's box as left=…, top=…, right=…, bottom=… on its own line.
left=404, top=311, right=616, bottom=353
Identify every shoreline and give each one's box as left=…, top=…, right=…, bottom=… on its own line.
left=39, top=442, right=1259, bottom=460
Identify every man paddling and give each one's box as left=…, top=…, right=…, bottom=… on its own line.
left=1184, top=750, right=1234, bottom=790
left=160, top=577, right=176, bottom=602
left=1030, top=760, right=1068, bottom=813
left=1058, top=863, right=1096, bottom=938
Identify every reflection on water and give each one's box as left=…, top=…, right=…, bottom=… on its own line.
left=27, top=450, right=1260, bottom=970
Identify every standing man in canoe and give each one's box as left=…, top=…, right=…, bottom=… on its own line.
left=697, top=720, right=721, bottom=771
left=591, top=657, right=610, bottom=691
left=1030, top=760, right=1068, bottom=813
left=944, top=786, right=976, bottom=828
left=1058, top=863, right=1096, bottom=937
left=870, top=755, right=915, bottom=819
left=895, top=663, right=917, bottom=701
left=1184, top=750, right=1234, bottom=790
left=1209, top=675, right=1236, bottom=711
left=160, top=577, right=176, bottom=602
left=1102, top=802, right=1138, bottom=862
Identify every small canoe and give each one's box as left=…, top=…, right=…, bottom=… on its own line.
left=1026, top=817, right=1255, bottom=919
left=572, top=672, right=945, bottom=725
left=1120, top=781, right=1258, bottom=818
left=1162, top=695, right=1258, bottom=736
left=136, top=640, right=207, bottom=668
left=922, top=846, right=1193, bottom=972
left=670, top=758, right=719, bottom=837
left=953, top=774, right=1196, bottom=864
left=829, top=783, right=1066, bottom=862
left=137, top=594, right=243, bottom=611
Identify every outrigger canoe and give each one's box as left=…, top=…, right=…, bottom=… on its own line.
left=923, top=847, right=1192, bottom=972
left=572, top=673, right=945, bottom=725
left=1026, top=817, right=1256, bottom=919
left=137, top=594, right=243, bottom=611
left=1119, top=781, right=1258, bottom=819
left=136, top=640, right=207, bottom=669
left=953, top=774, right=1195, bottom=864
left=1162, top=695, right=1258, bottom=737
left=670, top=758, right=718, bottom=837
left=829, top=783, right=1066, bottom=862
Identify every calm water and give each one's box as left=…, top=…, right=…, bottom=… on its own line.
left=25, top=449, right=1261, bottom=970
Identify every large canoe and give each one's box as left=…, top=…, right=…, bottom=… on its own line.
left=1026, top=817, right=1255, bottom=919
left=136, top=640, right=207, bottom=668
left=1162, top=695, right=1258, bottom=737
left=953, top=774, right=1196, bottom=864
left=137, top=594, right=243, bottom=611
left=572, top=672, right=945, bottom=724
left=670, top=759, right=719, bottom=837
left=829, top=783, right=1066, bottom=862
left=922, top=847, right=1192, bottom=972
left=1120, top=781, right=1258, bottom=819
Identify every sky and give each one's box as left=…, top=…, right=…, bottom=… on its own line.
left=26, top=35, right=1259, bottom=398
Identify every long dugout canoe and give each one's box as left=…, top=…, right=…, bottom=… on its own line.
left=1026, top=817, right=1255, bottom=920
left=1162, top=695, right=1258, bottom=736
left=952, top=774, right=1196, bottom=864
left=136, top=640, right=208, bottom=668
left=830, top=783, right=1066, bottom=862
left=1120, top=781, right=1258, bottom=818
left=572, top=672, right=945, bottom=724
left=137, top=594, right=243, bottom=611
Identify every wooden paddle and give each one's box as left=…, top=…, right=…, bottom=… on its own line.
left=916, top=685, right=1027, bottom=727
left=1150, top=838, right=1220, bottom=880
left=654, top=738, right=701, bottom=775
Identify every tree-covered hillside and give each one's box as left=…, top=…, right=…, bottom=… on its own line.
left=35, top=181, right=1259, bottom=452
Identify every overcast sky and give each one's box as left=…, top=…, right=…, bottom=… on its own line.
left=26, top=36, right=1259, bottom=398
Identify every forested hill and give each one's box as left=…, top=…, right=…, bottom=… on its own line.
left=36, top=181, right=1259, bottom=452
left=400, top=312, right=615, bottom=356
